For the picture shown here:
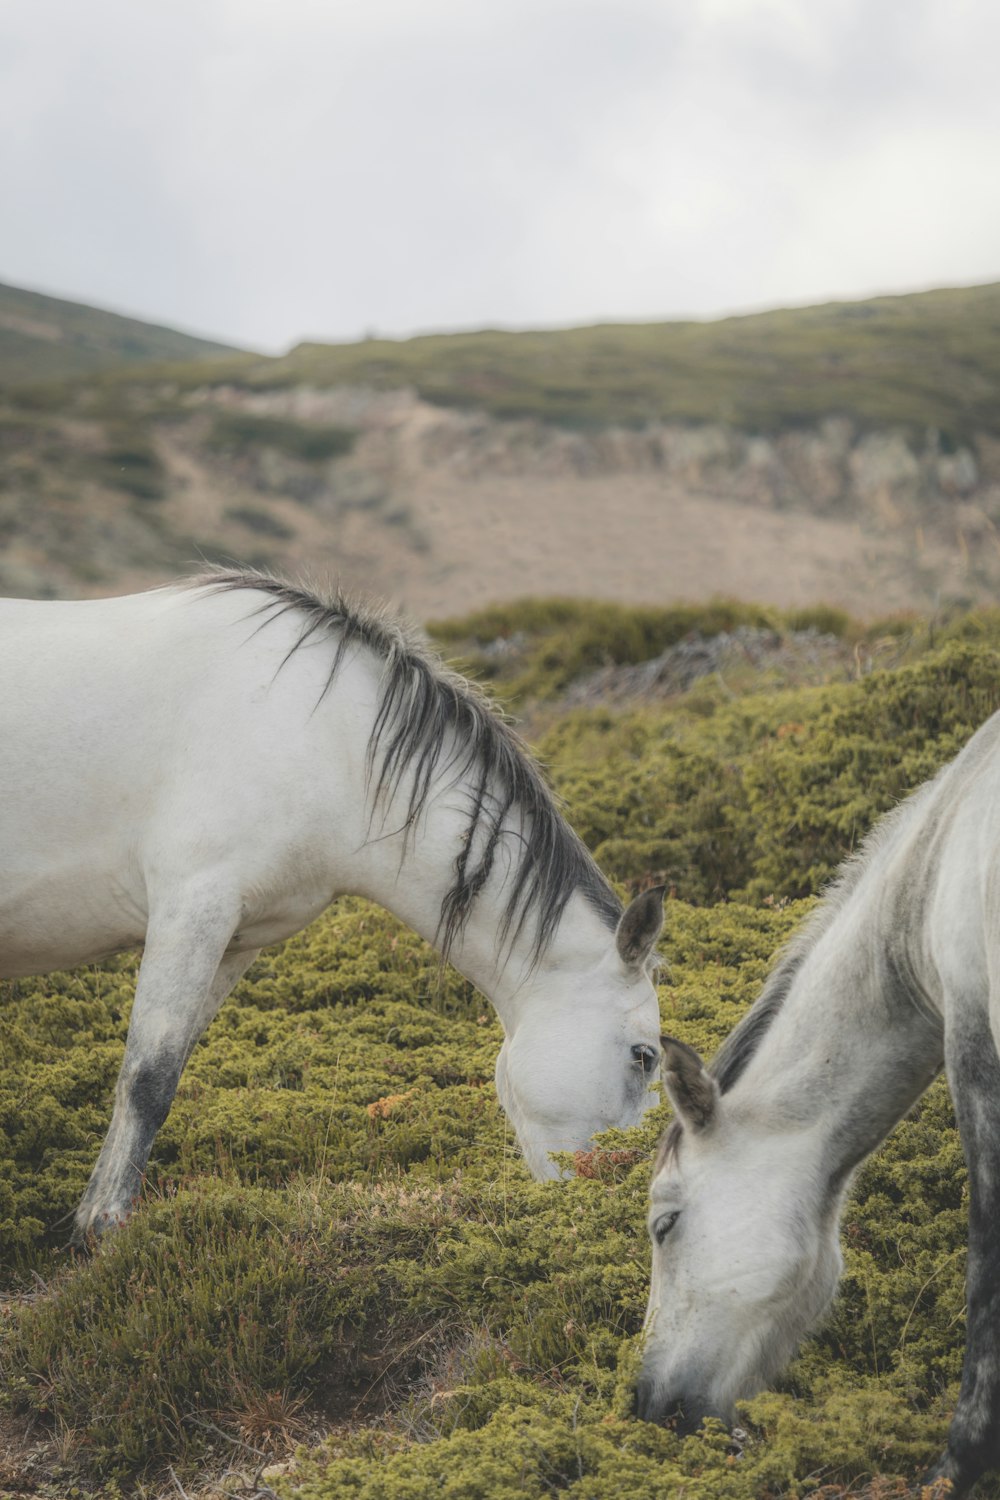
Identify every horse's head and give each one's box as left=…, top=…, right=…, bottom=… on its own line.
left=493, top=887, right=665, bottom=1179
left=636, top=1037, right=843, bottom=1430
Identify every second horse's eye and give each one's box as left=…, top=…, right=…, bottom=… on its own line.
left=632, top=1043, right=660, bottom=1073
left=654, top=1211, right=680, bottom=1245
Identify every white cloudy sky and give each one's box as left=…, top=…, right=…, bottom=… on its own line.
left=2, top=0, right=999, bottom=352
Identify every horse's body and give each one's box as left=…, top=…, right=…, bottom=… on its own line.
left=637, top=706, right=1000, bottom=1495
left=0, top=571, right=664, bottom=1240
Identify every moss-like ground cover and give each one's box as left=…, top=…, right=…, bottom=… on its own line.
left=5, top=603, right=1000, bottom=1496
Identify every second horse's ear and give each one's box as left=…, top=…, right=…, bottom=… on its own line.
left=660, top=1035, right=718, bottom=1131
left=615, top=886, right=665, bottom=970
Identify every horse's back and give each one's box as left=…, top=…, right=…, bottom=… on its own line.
left=0, top=583, right=328, bottom=741
left=5, top=589, right=186, bottom=702
left=0, top=581, right=371, bottom=818
left=0, top=585, right=374, bottom=976
left=1, top=589, right=222, bottom=798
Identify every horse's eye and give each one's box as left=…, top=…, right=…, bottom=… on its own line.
left=654, top=1211, right=680, bottom=1245
left=631, top=1043, right=659, bottom=1073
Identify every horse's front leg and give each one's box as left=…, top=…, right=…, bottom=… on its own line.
left=927, top=1006, right=1000, bottom=1496
left=72, top=887, right=259, bottom=1245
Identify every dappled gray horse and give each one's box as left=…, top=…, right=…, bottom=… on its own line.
left=0, top=570, right=664, bottom=1241
left=638, top=708, right=1000, bottom=1496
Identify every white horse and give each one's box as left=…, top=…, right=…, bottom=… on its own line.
left=637, top=707, right=1000, bottom=1497
left=0, top=570, right=665, bottom=1242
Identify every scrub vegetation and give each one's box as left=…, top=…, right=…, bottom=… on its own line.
left=206, top=411, right=357, bottom=463
left=4, top=599, right=1000, bottom=1496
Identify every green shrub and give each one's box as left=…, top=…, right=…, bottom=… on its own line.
left=431, top=599, right=786, bottom=704
left=2, top=1180, right=465, bottom=1475
left=533, top=639, right=1000, bottom=904
left=736, top=640, right=1000, bottom=898
left=0, top=902, right=499, bottom=1266
left=77, top=421, right=166, bottom=500
left=207, top=411, right=357, bottom=462
left=542, top=715, right=752, bottom=901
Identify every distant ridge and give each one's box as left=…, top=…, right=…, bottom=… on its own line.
left=9, top=276, right=1000, bottom=439
left=3, top=277, right=1000, bottom=614
left=0, top=281, right=241, bottom=385
left=254, top=280, right=1000, bottom=438
left=62, top=277, right=995, bottom=443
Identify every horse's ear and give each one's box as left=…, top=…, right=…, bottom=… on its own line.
left=660, top=1034, right=718, bottom=1131
left=616, top=885, right=665, bottom=969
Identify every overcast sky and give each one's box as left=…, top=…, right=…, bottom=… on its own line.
left=2, top=0, right=999, bottom=353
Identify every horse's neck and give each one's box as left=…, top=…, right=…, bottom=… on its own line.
left=736, top=857, right=944, bottom=1184
left=348, top=765, right=608, bottom=1030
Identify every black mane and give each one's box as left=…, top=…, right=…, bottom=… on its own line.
left=655, top=830, right=895, bottom=1170
left=708, top=807, right=919, bottom=1096
left=193, top=568, right=622, bottom=963
left=709, top=944, right=808, bottom=1094
left=654, top=949, right=806, bottom=1169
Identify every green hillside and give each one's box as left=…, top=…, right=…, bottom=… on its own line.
left=69, top=277, right=998, bottom=441
left=0, top=281, right=240, bottom=386
left=9, top=278, right=1000, bottom=441
left=274, top=281, right=1000, bottom=437
left=3, top=600, right=999, bottom=1496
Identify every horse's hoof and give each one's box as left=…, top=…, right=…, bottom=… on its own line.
left=68, top=1218, right=97, bottom=1253
left=69, top=1204, right=128, bottom=1251
left=923, top=1449, right=967, bottom=1497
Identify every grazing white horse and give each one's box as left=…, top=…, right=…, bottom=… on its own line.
left=0, top=570, right=665, bottom=1242
left=637, top=708, right=1000, bottom=1497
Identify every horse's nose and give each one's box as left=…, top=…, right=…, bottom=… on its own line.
left=635, top=1380, right=709, bottom=1435
left=671, top=1398, right=708, bottom=1437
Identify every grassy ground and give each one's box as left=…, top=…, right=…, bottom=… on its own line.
left=4, top=601, right=1000, bottom=1496
left=0, top=282, right=238, bottom=387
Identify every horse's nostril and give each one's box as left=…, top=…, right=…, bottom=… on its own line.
left=672, top=1400, right=702, bottom=1437
left=663, top=1398, right=685, bottom=1431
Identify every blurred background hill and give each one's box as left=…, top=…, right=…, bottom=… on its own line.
left=3, top=277, right=999, bottom=615
left=0, top=281, right=237, bottom=384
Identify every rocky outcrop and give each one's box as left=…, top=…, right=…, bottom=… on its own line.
left=194, top=384, right=1000, bottom=533
left=4, top=378, right=1000, bottom=613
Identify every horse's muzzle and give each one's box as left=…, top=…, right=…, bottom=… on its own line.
left=634, top=1379, right=710, bottom=1435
